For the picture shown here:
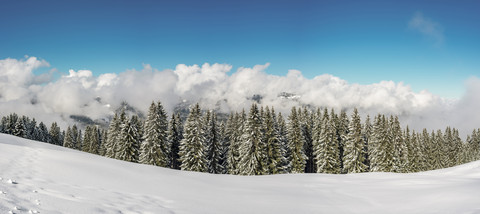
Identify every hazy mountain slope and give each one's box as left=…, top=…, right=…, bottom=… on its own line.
left=0, top=133, right=479, bottom=214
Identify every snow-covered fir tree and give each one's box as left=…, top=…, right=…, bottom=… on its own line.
left=179, top=103, right=207, bottom=172
left=343, top=108, right=367, bottom=173
left=238, top=103, right=267, bottom=175
left=369, top=115, right=394, bottom=172
left=13, top=118, right=25, bottom=138
left=117, top=116, right=141, bottom=163
left=38, top=121, right=50, bottom=143
left=336, top=110, right=349, bottom=171
left=227, top=111, right=245, bottom=175
left=287, top=107, right=307, bottom=173
left=276, top=112, right=291, bottom=173
left=391, top=116, right=406, bottom=172
left=140, top=102, right=170, bottom=167
left=82, top=125, right=100, bottom=154
left=63, top=126, right=75, bottom=149
left=204, top=110, right=224, bottom=174
left=299, top=107, right=315, bottom=173
left=263, top=106, right=283, bottom=174
left=168, top=113, right=182, bottom=170
left=99, top=129, right=107, bottom=156
left=49, top=122, right=61, bottom=146
left=315, top=108, right=341, bottom=174
left=105, top=113, right=121, bottom=158
left=362, top=115, right=372, bottom=170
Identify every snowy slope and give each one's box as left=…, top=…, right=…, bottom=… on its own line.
left=1, top=134, right=479, bottom=214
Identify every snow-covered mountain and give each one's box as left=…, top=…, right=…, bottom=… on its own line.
left=1, top=133, right=479, bottom=214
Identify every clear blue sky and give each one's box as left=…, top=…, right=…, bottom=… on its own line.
left=1, top=0, right=479, bottom=98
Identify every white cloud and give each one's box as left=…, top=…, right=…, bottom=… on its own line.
left=408, top=12, right=444, bottom=46
left=0, top=56, right=479, bottom=138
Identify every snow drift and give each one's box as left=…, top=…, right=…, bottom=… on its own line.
left=0, top=133, right=479, bottom=214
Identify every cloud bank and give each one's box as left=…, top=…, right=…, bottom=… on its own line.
left=0, top=56, right=479, bottom=138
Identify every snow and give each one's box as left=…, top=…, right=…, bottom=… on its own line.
left=0, top=133, right=479, bottom=214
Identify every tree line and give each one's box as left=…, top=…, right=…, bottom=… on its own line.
left=1, top=101, right=480, bottom=175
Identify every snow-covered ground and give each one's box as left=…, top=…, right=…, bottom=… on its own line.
left=1, top=133, right=479, bottom=214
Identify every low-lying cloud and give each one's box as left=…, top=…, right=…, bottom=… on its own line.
left=0, top=56, right=479, bottom=138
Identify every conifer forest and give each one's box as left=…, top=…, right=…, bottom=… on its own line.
left=1, top=101, right=480, bottom=175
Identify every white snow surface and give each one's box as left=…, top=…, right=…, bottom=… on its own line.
left=1, top=133, right=479, bottom=214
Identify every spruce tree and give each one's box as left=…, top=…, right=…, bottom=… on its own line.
left=343, top=108, right=367, bottom=173
left=179, top=103, right=207, bottom=172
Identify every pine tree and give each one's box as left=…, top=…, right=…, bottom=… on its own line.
left=238, top=103, right=267, bottom=175
left=287, top=107, right=307, bottom=173
left=343, top=108, right=367, bottom=173
left=117, top=116, right=141, bottom=162
left=140, top=102, right=170, bottom=167
left=179, top=103, right=207, bottom=172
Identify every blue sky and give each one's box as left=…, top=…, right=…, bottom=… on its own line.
left=1, top=0, right=479, bottom=98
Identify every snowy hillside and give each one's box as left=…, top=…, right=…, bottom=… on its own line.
left=1, top=134, right=479, bottom=214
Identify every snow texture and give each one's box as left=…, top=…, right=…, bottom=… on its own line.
left=0, top=133, right=479, bottom=214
